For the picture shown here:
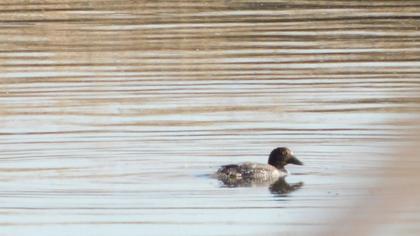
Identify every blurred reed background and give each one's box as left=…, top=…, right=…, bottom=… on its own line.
left=0, top=1, right=419, bottom=236
left=326, top=118, right=420, bottom=236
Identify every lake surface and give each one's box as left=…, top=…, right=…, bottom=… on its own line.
left=0, top=1, right=420, bottom=235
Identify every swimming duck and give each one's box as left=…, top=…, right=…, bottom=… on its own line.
left=216, top=147, right=303, bottom=182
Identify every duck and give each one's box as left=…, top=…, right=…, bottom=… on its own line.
left=216, top=147, right=303, bottom=183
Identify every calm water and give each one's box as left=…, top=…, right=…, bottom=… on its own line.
left=1, top=1, right=420, bottom=235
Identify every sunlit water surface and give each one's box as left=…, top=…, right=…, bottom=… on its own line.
left=0, top=1, right=419, bottom=235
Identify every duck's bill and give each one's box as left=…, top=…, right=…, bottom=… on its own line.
left=287, top=156, right=304, bottom=165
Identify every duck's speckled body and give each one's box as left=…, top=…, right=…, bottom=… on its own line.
left=216, top=162, right=286, bottom=181
left=216, top=147, right=303, bottom=183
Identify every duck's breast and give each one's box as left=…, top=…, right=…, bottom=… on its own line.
left=239, top=162, right=285, bottom=179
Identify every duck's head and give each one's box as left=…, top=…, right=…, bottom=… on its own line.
left=268, top=147, right=303, bottom=170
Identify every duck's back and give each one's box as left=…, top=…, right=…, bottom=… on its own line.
left=216, top=162, right=285, bottom=180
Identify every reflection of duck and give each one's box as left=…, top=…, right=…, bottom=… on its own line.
left=216, top=147, right=303, bottom=182
left=269, top=177, right=304, bottom=195
left=217, top=174, right=303, bottom=195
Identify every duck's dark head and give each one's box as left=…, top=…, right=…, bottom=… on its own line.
left=268, top=147, right=303, bottom=170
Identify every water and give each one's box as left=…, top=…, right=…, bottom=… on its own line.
left=0, top=1, right=420, bottom=235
